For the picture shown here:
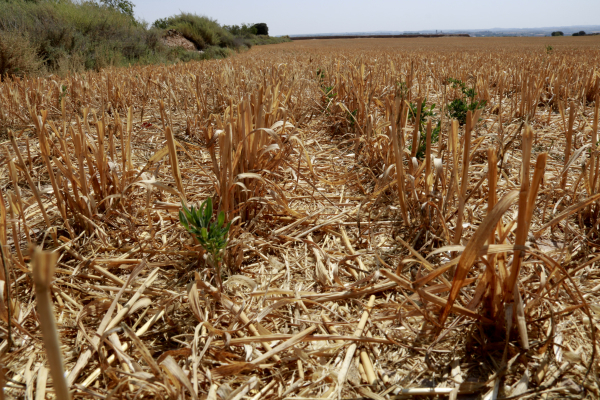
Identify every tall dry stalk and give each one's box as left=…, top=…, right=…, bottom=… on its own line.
left=165, top=126, right=186, bottom=201
left=33, top=248, right=71, bottom=400
left=389, top=98, right=408, bottom=224
left=453, top=111, right=472, bottom=245
left=591, top=96, right=600, bottom=195
left=505, top=126, right=533, bottom=300
left=409, top=97, right=423, bottom=171
left=425, top=119, right=432, bottom=199
left=561, top=101, right=575, bottom=189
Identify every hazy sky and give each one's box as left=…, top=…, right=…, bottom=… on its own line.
left=131, top=0, right=600, bottom=36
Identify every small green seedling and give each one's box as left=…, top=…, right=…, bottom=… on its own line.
left=316, top=68, right=336, bottom=112
left=179, top=197, right=231, bottom=290
left=346, top=108, right=358, bottom=127
left=59, top=84, right=68, bottom=103
left=446, top=78, right=486, bottom=126
left=408, top=99, right=441, bottom=159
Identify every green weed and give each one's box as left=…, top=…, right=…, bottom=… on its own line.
left=408, top=99, right=441, bottom=159
left=316, top=68, right=336, bottom=111
left=179, top=198, right=231, bottom=263
left=179, top=198, right=231, bottom=289
left=445, top=78, right=485, bottom=125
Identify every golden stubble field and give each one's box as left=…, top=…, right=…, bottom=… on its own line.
left=1, top=36, right=600, bottom=399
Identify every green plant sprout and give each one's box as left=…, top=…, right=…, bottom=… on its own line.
left=316, top=68, right=325, bottom=82
left=446, top=77, right=486, bottom=125
left=346, top=108, right=358, bottom=127
left=316, top=68, right=336, bottom=111
left=59, top=85, right=68, bottom=103
left=395, top=81, right=409, bottom=99
left=408, top=99, right=441, bottom=160
left=179, top=197, right=231, bottom=290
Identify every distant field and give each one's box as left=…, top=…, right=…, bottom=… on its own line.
left=290, top=34, right=470, bottom=40
left=275, top=34, right=600, bottom=51
left=1, top=35, right=600, bottom=399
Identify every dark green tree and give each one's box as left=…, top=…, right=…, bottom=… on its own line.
left=223, top=23, right=258, bottom=37
left=252, top=23, right=268, bottom=36
left=153, top=18, right=169, bottom=29
left=97, top=0, right=135, bottom=19
left=572, top=31, right=586, bottom=36
left=551, top=31, right=563, bottom=36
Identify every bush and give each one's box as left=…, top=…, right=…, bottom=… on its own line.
left=551, top=31, right=564, bottom=36
left=252, top=23, right=268, bottom=36
left=223, top=23, right=257, bottom=38
left=152, top=13, right=233, bottom=49
left=201, top=46, right=233, bottom=60
left=96, top=0, right=135, bottom=20
left=250, top=35, right=291, bottom=46
left=0, top=0, right=164, bottom=73
left=165, top=46, right=204, bottom=63
left=572, top=31, right=586, bottom=36
left=0, top=0, right=283, bottom=76
left=0, top=30, right=43, bottom=79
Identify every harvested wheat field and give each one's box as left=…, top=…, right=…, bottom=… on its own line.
left=1, top=36, right=600, bottom=399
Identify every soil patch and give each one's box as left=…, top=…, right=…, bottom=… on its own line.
left=160, top=29, right=197, bottom=51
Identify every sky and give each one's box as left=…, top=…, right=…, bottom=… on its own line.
left=131, top=0, right=600, bottom=36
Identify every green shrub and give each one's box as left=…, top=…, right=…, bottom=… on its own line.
left=168, top=21, right=206, bottom=49
left=223, top=23, right=257, bottom=38
left=167, top=46, right=204, bottom=63
left=202, top=46, right=233, bottom=59
left=0, top=0, right=282, bottom=76
left=96, top=0, right=135, bottom=20
left=0, top=30, right=43, bottom=79
left=152, top=13, right=234, bottom=49
left=250, top=35, right=291, bottom=46
left=0, top=0, right=164, bottom=73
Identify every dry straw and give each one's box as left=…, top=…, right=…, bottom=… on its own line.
left=0, top=36, right=599, bottom=399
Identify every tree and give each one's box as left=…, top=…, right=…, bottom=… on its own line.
left=223, top=23, right=258, bottom=37
left=572, top=31, right=586, bottom=36
left=97, top=0, right=135, bottom=20
left=551, top=31, right=563, bottom=36
left=252, top=23, right=268, bottom=36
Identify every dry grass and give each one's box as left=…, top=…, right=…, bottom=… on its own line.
left=1, top=36, right=600, bottom=399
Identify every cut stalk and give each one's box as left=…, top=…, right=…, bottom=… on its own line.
left=337, top=295, right=375, bottom=393
left=561, top=101, right=575, bottom=189
left=165, top=126, right=186, bottom=201
left=33, top=248, right=71, bottom=400
left=591, top=96, right=599, bottom=195
left=453, top=110, right=472, bottom=245
left=425, top=119, right=432, bottom=198
left=9, top=131, right=53, bottom=235
left=390, top=99, right=408, bottom=224
left=504, top=126, right=533, bottom=302
left=410, top=97, right=423, bottom=172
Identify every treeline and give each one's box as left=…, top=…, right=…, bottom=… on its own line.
left=0, top=0, right=289, bottom=78
left=551, top=31, right=591, bottom=36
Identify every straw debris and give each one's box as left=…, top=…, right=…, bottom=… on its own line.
left=0, top=36, right=600, bottom=399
